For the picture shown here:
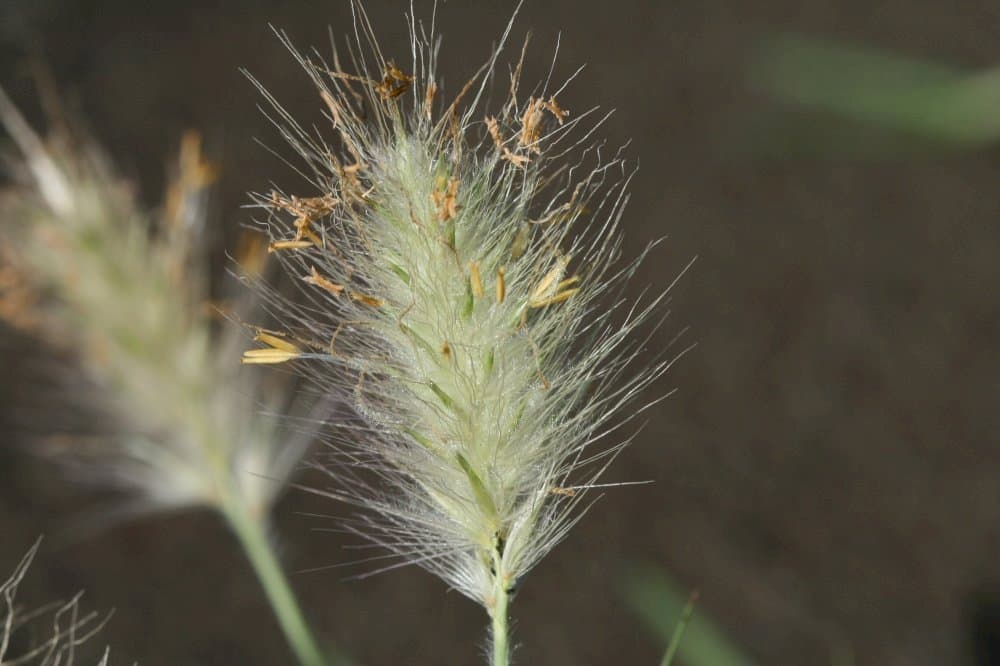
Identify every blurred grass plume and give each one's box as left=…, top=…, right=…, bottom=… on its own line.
left=0, top=85, right=330, bottom=665
left=0, top=85, right=306, bottom=521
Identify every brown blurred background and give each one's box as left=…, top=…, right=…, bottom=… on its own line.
left=2, top=1, right=1000, bottom=664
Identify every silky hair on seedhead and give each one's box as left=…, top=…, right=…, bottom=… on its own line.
left=242, top=2, right=689, bottom=661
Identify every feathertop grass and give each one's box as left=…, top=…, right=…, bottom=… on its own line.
left=243, top=3, right=684, bottom=638
left=0, top=91, right=307, bottom=519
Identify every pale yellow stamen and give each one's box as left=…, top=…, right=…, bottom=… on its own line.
left=530, top=288, right=579, bottom=308
left=528, top=257, right=570, bottom=307
left=496, top=267, right=506, bottom=304
left=241, top=348, right=301, bottom=364
left=557, top=276, right=580, bottom=290
left=350, top=291, right=385, bottom=308
left=253, top=332, right=301, bottom=354
left=469, top=261, right=484, bottom=298
left=268, top=240, right=313, bottom=253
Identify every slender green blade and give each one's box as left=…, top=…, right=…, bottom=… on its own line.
left=623, top=564, right=754, bottom=666
left=661, top=590, right=698, bottom=666
left=751, top=33, right=1000, bottom=144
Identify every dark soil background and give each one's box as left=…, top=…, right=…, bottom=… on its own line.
left=2, top=1, right=1000, bottom=664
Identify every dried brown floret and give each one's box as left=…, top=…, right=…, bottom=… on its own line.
left=486, top=116, right=530, bottom=168
left=303, top=266, right=345, bottom=296
left=271, top=192, right=338, bottom=241
left=432, top=176, right=460, bottom=222
left=542, top=97, right=569, bottom=124
left=519, top=97, right=545, bottom=153
left=424, top=80, right=438, bottom=121
left=375, top=62, right=414, bottom=100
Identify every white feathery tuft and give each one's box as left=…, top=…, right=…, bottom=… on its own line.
left=0, top=87, right=309, bottom=521
left=243, top=1, right=689, bottom=630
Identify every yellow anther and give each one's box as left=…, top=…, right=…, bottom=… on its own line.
left=350, top=291, right=385, bottom=308
left=530, top=288, right=579, bottom=308
left=241, top=348, right=301, bottom=364
left=469, top=261, right=484, bottom=298
left=253, top=332, right=301, bottom=354
left=267, top=240, right=313, bottom=253
left=557, top=276, right=580, bottom=290
left=496, top=267, right=506, bottom=304
left=528, top=257, right=570, bottom=307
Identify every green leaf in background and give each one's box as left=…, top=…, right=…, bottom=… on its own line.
left=623, top=564, right=755, bottom=666
left=660, top=590, right=698, bottom=666
left=750, top=32, right=1000, bottom=145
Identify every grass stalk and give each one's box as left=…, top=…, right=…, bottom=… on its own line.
left=222, top=497, right=329, bottom=666
left=490, top=548, right=511, bottom=666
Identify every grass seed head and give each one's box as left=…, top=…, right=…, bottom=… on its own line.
left=244, top=3, right=682, bottom=608
left=0, top=88, right=309, bottom=520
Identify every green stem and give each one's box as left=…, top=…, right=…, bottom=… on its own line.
left=222, top=499, right=329, bottom=666
left=490, top=549, right=511, bottom=666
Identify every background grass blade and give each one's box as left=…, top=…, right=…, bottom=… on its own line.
left=624, top=564, right=754, bottom=666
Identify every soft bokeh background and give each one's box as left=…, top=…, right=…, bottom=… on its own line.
left=2, top=1, right=999, bottom=664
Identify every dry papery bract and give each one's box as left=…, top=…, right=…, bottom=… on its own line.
left=242, top=2, right=689, bottom=642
